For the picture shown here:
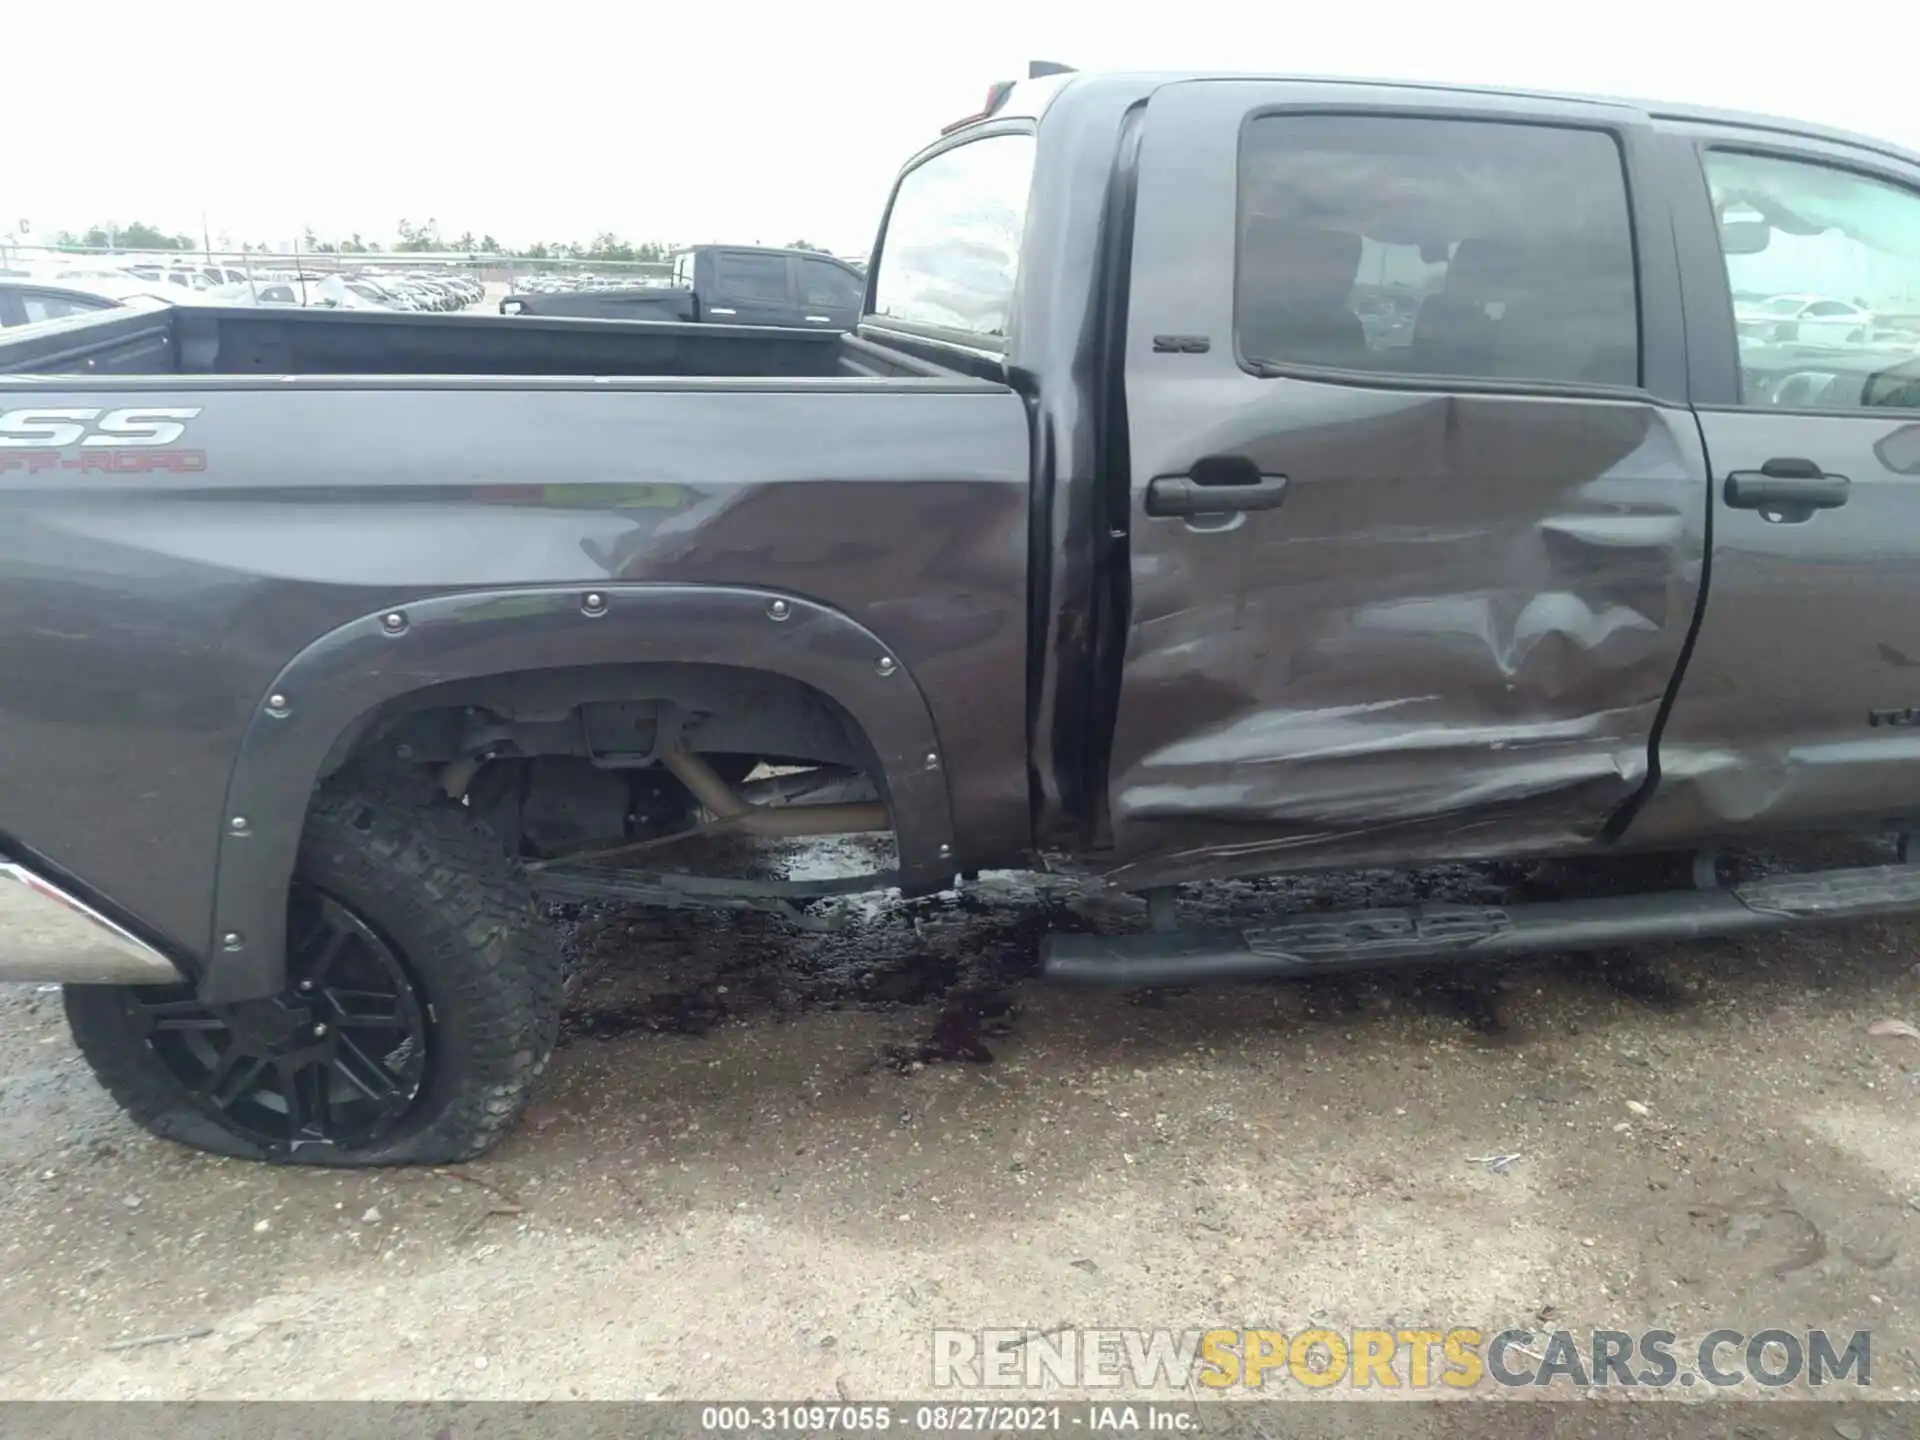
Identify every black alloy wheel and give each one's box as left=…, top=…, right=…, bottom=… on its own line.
left=67, top=781, right=560, bottom=1166
left=124, top=887, right=429, bottom=1153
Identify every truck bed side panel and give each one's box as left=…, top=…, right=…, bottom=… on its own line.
left=0, top=383, right=1031, bottom=955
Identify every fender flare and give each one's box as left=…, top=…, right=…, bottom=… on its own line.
left=202, top=584, right=955, bottom=1003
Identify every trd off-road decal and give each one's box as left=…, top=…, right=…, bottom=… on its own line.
left=0, top=407, right=207, bottom=473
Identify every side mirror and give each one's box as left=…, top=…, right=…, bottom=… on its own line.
left=1719, top=219, right=1772, bottom=255
left=1864, top=359, right=1920, bottom=413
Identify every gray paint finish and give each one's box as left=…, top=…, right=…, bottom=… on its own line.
left=1102, top=76, right=1711, bottom=886
left=1106, top=384, right=1710, bottom=885
left=1631, top=409, right=1920, bottom=843
left=0, top=383, right=1031, bottom=964
left=208, top=584, right=964, bottom=1003
left=6, top=70, right=1920, bottom=1002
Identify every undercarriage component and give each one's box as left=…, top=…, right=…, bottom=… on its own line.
left=1045, top=860, right=1920, bottom=988
left=520, top=757, right=634, bottom=858
left=512, top=746, right=896, bottom=925
left=526, top=747, right=892, bottom=873
left=737, top=768, right=879, bottom=809
left=532, top=864, right=897, bottom=930
left=470, top=751, right=838, bottom=863
left=659, top=748, right=889, bottom=839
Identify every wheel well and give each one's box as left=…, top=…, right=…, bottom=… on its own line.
left=321, top=661, right=882, bottom=780
left=316, top=662, right=892, bottom=862
left=204, top=586, right=960, bottom=1006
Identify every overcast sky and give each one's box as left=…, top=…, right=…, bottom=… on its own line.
left=11, top=1, right=1917, bottom=256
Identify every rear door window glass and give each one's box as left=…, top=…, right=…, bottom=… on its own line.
left=1235, top=114, right=1641, bottom=387
left=873, top=132, right=1036, bottom=341
left=714, top=252, right=791, bottom=303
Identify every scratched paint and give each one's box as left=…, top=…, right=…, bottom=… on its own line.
left=1106, top=385, right=1710, bottom=888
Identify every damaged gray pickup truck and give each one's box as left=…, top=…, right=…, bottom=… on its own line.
left=6, top=65, right=1920, bottom=1166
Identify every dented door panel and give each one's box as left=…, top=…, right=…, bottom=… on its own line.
left=1105, top=78, right=1705, bottom=888
left=1106, top=380, right=1709, bottom=886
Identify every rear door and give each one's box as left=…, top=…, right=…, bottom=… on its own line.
left=796, top=254, right=865, bottom=331
left=1106, top=79, right=1709, bottom=886
left=1625, top=128, right=1920, bottom=845
left=703, top=248, right=803, bottom=326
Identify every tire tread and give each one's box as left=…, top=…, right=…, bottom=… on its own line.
left=65, top=781, right=560, bottom=1166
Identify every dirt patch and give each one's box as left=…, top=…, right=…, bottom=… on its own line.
left=4, top=842, right=1920, bottom=1402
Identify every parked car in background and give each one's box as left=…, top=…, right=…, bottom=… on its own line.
left=249, top=281, right=306, bottom=306
left=1735, top=293, right=1877, bottom=344
left=363, top=276, right=423, bottom=310
left=0, top=280, right=171, bottom=327
left=309, top=275, right=400, bottom=310
left=500, top=245, right=865, bottom=329
left=119, top=264, right=217, bottom=293
left=1, top=271, right=240, bottom=323
left=0, top=253, right=482, bottom=315
left=403, top=276, right=466, bottom=310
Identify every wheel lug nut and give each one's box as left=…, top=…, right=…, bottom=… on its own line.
left=297, top=980, right=314, bottom=992
left=312, top=1023, right=328, bottom=1037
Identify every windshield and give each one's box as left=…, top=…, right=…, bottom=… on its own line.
left=1759, top=296, right=1807, bottom=315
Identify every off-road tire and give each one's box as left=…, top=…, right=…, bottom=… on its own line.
left=64, top=784, right=562, bottom=1166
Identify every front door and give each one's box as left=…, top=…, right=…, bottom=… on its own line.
left=1626, top=132, right=1920, bottom=846
left=1105, top=79, right=1711, bottom=888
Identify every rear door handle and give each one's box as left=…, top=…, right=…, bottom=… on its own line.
left=805, top=314, right=832, bottom=323
left=1725, top=457, right=1850, bottom=513
left=1145, top=457, right=1290, bottom=517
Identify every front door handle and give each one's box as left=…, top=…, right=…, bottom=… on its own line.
left=1725, top=457, right=1851, bottom=513
left=1145, top=457, right=1290, bottom=517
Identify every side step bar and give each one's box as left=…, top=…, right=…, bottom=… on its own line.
left=1044, top=862, right=1920, bottom=988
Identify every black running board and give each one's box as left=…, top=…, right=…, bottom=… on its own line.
left=1043, top=862, right=1920, bottom=987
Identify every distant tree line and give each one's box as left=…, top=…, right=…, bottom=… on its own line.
left=51, top=221, right=195, bottom=250
left=46, top=218, right=841, bottom=260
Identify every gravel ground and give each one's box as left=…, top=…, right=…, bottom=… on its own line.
left=3, top=840, right=1920, bottom=1413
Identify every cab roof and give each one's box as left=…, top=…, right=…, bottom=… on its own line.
left=946, top=64, right=1918, bottom=171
